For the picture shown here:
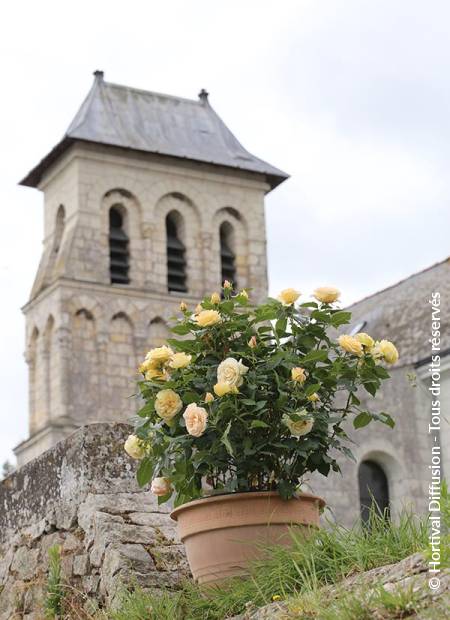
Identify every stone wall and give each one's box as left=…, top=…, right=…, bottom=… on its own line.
left=0, top=423, right=188, bottom=619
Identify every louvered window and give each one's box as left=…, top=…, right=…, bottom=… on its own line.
left=109, top=207, right=130, bottom=284
left=358, top=460, right=390, bottom=526
left=166, top=213, right=187, bottom=293
left=220, top=223, right=236, bottom=288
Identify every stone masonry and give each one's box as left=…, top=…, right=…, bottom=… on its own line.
left=0, top=423, right=188, bottom=618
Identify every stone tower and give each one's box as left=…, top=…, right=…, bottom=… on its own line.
left=15, top=72, right=288, bottom=466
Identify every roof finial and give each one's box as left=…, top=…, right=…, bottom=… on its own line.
left=198, top=88, right=209, bottom=102
left=93, top=70, right=104, bottom=81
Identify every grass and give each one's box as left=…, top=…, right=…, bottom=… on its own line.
left=44, top=544, right=64, bottom=618
left=108, top=506, right=429, bottom=620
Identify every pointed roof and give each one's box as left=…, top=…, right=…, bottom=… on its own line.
left=20, top=71, right=288, bottom=190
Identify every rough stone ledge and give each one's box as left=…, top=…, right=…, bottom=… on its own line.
left=229, top=553, right=449, bottom=619
left=0, top=423, right=142, bottom=539
left=0, top=423, right=188, bottom=619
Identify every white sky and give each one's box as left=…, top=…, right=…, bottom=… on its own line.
left=1, top=0, right=449, bottom=466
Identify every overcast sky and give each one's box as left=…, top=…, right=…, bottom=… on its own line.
left=1, top=0, right=449, bottom=466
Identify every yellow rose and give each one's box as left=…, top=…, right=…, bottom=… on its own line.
left=373, top=340, right=399, bottom=364
left=180, top=301, right=187, bottom=312
left=291, top=367, right=307, bottom=383
left=183, top=403, right=208, bottom=437
left=145, top=366, right=170, bottom=381
left=313, top=286, right=341, bottom=304
left=338, top=335, right=363, bottom=357
left=307, top=392, right=320, bottom=402
left=217, top=357, right=249, bottom=388
left=355, top=332, right=374, bottom=349
left=240, top=289, right=249, bottom=300
left=211, top=292, right=221, bottom=305
left=248, top=335, right=257, bottom=349
left=155, top=389, right=183, bottom=421
left=169, top=352, right=192, bottom=369
left=151, top=477, right=172, bottom=497
left=195, top=304, right=203, bottom=314
left=214, top=382, right=233, bottom=397
left=144, top=345, right=174, bottom=365
left=283, top=413, right=314, bottom=437
left=195, top=309, right=221, bottom=327
left=205, top=392, right=215, bottom=403
left=278, top=288, right=301, bottom=305
left=124, top=435, right=146, bottom=460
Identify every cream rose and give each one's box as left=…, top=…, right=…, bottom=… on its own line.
left=210, top=292, right=221, bottom=305
left=217, top=357, right=249, bottom=388
left=248, top=335, right=257, bottom=349
left=278, top=288, right=300, bottom=305
left=205, top=392, right=215, bottom=403
left=338, top=335, right=363, bottom=357
left=240, top=289, right=249, bottom=300
left=169, top=352, right=192, bottom=369
left=124, top=434, right=146, bottom=460
left=313, top=286, right=341, bottom=304
left=195, top=309, right=221, bottom=327
left=355, top=332, right=375, bottom=349
left=283, top=413, right=314, bottom=437
left=180, top=301, right=187, bottom=312
left=155, top=389, right=183, bottom=421
left=144, top=345, right=174, bottom=365
left=151, top=477, right=172, bottom=497
left=373, top=340, right=399, bottom=364
left=291, top=367, right=307, bottom=383
left=183, top=403, right=208, bottom=437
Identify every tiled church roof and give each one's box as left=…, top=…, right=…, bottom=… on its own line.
left=20, top=71, right=288, bottom=190
left=346, top=257, right=450, bottom=367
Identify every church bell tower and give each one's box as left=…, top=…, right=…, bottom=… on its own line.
left=15, top=71, right=288, bottom=466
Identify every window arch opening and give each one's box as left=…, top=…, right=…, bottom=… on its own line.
left=220, top=222, right=236, bottom=289
left=166, top=212, right=187, bottom=293
left=358, top=460, right=390, bottom=526
left=109, top=206, right=130, bottom=284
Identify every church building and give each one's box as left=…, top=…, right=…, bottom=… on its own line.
left=15, top=71, right=288, bottom=466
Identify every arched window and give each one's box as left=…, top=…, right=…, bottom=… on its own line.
left=109, top=206, right=130, bottom=284
left=358, top=460, right=390, bottom=525
left=53, top=205, right=65, bottom=254
left=220, top=222, right=236, bottom=288
left=166, top=212, right=187, bottom=293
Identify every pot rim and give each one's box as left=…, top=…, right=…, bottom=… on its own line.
left=170, top=490, right=325, bottom=521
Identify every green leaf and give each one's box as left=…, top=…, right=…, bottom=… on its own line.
left=353, top=411, right=372, bottom=429
left=378, top=412, right=395, bottom=428
left=170, top=324, right=192, bottom=335
left=330, top=311, right=352, bottom=327
left=221, top=300, right=235, bottom=313
left=221, top=421, right=233, bottom=456
left=302, top=349, right=328, bottom=364
left=275, top=317, right=287, bottom=336
left=137, top=401, right=155, bottom=418
left=305, top=383, right=321, bottom=397
left=250, top=420, right=270, bottom=429
left=136, top=458, right=153, bottom=487
left=363, top=381, right=378, bottom=397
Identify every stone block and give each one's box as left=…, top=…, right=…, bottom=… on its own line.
left=11, top=547, right=40, bottom=581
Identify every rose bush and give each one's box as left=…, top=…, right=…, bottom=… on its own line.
left=126, top=285, right=398, bottom=506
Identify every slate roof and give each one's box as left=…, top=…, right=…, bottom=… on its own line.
left=20, top=71, right=288, bottom=190
left=346, top=257, right=450, bottom=367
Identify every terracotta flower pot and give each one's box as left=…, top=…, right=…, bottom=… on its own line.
left=170, top=491, right=325, bottom=585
